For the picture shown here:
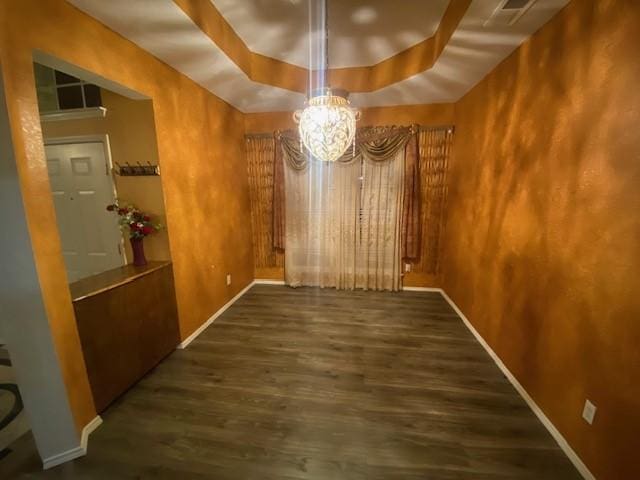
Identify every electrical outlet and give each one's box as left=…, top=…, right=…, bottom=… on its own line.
left=226, top=274, right=231, bottom=286
left=582, top=399, right=597, bottom=425
left=405, top=263, right=411, bottom=272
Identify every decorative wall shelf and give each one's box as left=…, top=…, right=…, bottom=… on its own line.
left=115, top=163, right=160, bottom=176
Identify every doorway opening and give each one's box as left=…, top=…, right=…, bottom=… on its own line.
left=0, top=51, right=179, bottom=472
left=34, top=59, right=171, bottom=282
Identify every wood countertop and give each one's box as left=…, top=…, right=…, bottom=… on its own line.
left=69, top=261, right=172, bottom=302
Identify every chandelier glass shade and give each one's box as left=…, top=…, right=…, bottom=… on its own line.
left=293, top=90, right=360, bottom=162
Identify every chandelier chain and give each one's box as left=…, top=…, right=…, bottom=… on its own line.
left=324, top=0, right=329, bottom=86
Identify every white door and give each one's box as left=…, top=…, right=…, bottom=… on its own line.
left=45, top=142, right=124, bottom=282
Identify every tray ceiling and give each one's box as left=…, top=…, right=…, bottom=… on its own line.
left=210, top=0, right=451, bottom=69
left=66, top=0, right=570, bottom=113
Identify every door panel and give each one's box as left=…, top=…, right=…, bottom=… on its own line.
left=47, top=148, right=84, bottom=280
left=51, top=189, right=83, bottom=281
left=45, top=142, right=124, bottom=282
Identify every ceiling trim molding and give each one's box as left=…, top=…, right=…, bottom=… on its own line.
left=173, top=0, right=472, bottom=94
left=329, top=0, right=472, bottom=93
left=172, top=0, right=306, bottom=93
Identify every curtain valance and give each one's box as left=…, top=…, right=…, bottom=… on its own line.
left=273, top=125, right=421, bottom=260
left=277, top=125, right=415, bottom=169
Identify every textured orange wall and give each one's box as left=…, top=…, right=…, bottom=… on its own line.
left=443, top=1, right=640, bottom=479
left=0, top=0, right=254, bottom=432
left=245, top=104, right=455, bottom=286
left=41, top=89, right=171, bottom=263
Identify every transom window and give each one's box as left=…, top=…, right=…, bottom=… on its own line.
left=34, top=63, right=102, bottom=113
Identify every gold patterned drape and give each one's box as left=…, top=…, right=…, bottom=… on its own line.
left=414, top=128, right=453, bottom=274
left=273, top=136, right=286, bottom=251
left=402, top=132, right=420, bottom=261
left=246, top=136, right=284, bottom=271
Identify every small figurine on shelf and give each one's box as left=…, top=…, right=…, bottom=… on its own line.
left=106, top=201, right=162, bottom=266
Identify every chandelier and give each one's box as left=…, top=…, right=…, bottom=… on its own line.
left=293, top=89, right=359, bottom=162
left=293, top=0, right=359, bottom=162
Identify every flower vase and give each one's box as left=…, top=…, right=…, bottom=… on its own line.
left=130, top=237, right=147, bottom=266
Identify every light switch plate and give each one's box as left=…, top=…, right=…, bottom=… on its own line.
left=226, top=274, right=231, bottom=286
left=582, top=399, right=596, bottom=425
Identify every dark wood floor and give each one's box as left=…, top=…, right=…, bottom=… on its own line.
left=1, top=285, right=580, bottom=479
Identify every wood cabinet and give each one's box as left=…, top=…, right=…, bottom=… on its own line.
left=70, top=261, right=180, bottom=412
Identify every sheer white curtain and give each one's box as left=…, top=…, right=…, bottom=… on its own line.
left=284, top=150, right=405, bottom=291
left=285, top=159, right=361, bottom=288
left=356, top=149, right=404, bottom=291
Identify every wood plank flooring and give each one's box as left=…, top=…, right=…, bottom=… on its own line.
left=0, top=285, right=581, bottom=479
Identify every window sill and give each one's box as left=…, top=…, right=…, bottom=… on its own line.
left=40, top=106, right=107, bottom=122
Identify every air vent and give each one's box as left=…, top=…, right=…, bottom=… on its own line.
left=483, top=0, right=537, bottom=26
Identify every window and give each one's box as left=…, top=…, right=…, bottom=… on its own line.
left=34, top=63, right=102, bottom=112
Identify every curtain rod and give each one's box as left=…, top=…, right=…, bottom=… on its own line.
left=419, top=124, right=455, bottom=133
left=245, top=124, right=455, bottom=139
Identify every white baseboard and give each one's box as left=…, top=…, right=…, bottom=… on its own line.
left=80, top=415, right=103, bottom=451
left=42, top=446, right=84, bottom=470
left=437, top=289, right=596, bottom=480
left=401, top=286, right=442, bottom=292
left=177, top=281, right=256, bottom=349
left=254, top=279, right=285, bottom=285
left=42, top=415, right=102, bottom=470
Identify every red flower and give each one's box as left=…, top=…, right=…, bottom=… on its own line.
left=107, top=201, right=158, bottom=237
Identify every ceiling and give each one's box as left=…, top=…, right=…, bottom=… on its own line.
left=66, top=0, right=570, bottom=113
left=210, top=0, right=451, bottom=69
